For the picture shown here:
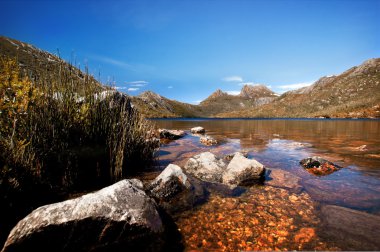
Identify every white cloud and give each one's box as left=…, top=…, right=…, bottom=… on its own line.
left=115, top=86, right=129, bottom=90
left=167, top=86, right=173, bottom=89
left=191, top=100, right=202, bottom=105
left=127, top=87, right=139, bottom=91
left=278, top=82, right=314, bottom=90
left=226, top=90, right=240, bottom=95
left=126, top=80, right=148, bottom=87
left=222, top=76, right=243, bottom=82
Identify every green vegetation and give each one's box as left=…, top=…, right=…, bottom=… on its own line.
left=0, top=56, right=158, bottom=244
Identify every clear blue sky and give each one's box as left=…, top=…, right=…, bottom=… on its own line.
left=1, top=0, right=379, bottom=103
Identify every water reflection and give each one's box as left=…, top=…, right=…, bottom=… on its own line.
left=151, top=119, right=380, bottom=250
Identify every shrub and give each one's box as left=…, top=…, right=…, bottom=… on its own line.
left=0, top=55, right=158, bottom=192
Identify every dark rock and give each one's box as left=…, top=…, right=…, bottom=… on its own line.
left=190, top=126, right=205, bottom=134
left=303, top=179, right=380, bottom=209
left=222, top=152, right=265, bottom=186
left=184, top=152, right=226, bottom=183
left=300, top=156, right=341, bottom=176
left=148, top=164, right=207, bottom=215
left=320, top=205, right=380, bottom=250
left=265, top=169, right=303, bottom=193
left=158, top=129, right=185, bottom=140
left=1, top=179, right=166, bottom=252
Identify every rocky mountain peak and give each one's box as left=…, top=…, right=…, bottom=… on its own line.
left=204, top=89, right=228, bottom=100
left=239, top=84, right=276, bottom=99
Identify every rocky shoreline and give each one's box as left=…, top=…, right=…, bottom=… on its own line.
left=2, top=127, right=380, bottom=251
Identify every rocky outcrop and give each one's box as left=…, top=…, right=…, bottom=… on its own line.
left=159, top=129, right=186, bottom=140
left=222, top=152, right=265, bottom=186
left=265, top=169, right=302, bottom=193
left=148, top=164, right=207, bottom=215
left=199, top=135, right=217, bottom=146
left=190, top=126, right=205, bottom=134
left=239, top=84, right=276, bottom=99
left=184, top=152, right=226, bottom=183
left=1, top=180, right=166, bottom=252
left=320, top=205, right=380, bottom=250
left=300, top=156, right=341, bottom=175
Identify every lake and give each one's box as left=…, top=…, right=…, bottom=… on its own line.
left=149, top=118, right=380, bottom=251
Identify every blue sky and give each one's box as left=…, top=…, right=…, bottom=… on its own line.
left=1, top=0, right=379, bottom=104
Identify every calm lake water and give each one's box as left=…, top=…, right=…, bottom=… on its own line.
left=149, top=118, right=380, bottom=251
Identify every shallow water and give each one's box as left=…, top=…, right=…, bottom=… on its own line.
left=150, top=118, right=380, bottom=251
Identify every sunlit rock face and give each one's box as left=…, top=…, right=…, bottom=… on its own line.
left=2, top=180, right=166, bottom=252
left=184, top=152, right=265, bottom=186
left=184, top=152, right=226, bottom=183
left=222, top=152, right=265, bottom=186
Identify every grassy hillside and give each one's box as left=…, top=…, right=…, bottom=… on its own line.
left=217, top=58, right=380, bottom=118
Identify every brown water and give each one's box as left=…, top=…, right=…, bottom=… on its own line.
left=150, top=119, right=380, bottom=251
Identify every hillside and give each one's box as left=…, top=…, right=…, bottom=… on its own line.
left=218, top=58, right=380, bottom=118
left=0, top=36, right=103, bottom=93
left=131, top=91, right=205, bottom=118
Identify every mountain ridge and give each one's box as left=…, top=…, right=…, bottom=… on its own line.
left=1, top=36, right=379, bottom=118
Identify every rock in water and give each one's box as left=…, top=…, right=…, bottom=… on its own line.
left=222, top=152, right=265, bottom=186
left=265, top=169, right=302, bottom=193
left=184, top=152, right=226, bottom=183
left=300, top=156, right=341, bottom=175
left=320, top=205, right=380, bottom=250
left=190, top=126, right=205, bottom=134
left=2, top=180, right=165, bottom=252
left=148, top=164, right=206, bottom=215
left=199, top=135, right=217, bottom=146
left=149, top=164, right=191, bottom=199
left=158, top=129, right=186, bottom=140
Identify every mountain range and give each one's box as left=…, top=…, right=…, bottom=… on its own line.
left=1, top=36, right=379, bottom=118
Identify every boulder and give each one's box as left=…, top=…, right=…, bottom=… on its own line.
left=190, top=126, right=205, bottom=134
left=222, top=153, right=265, bottom=186
left=184, top=152, right=226, bottom=183
left=300, top=156, right=341, bottom=175
left=2, top=180, right=166, bottom=252
left=147, top=164, right=207, bottom=215
left=199, top=135, right=217, bottom=146
left=265, top=169, right=302, bottom=193
left=320, top=205, right=380, bottom=250
left=158, top=129, right=185, bottom=140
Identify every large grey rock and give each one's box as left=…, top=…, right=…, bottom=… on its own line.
left=190, top=126, right=205, bottom=134
left=320, top=205, right=380, bottom=250
left=184, top=152, right=226, bottom=183
left=149, top=164, right=191, bottom=199
left=1, top=180, right=165, bottom=252
left=222, top=152, right=265, bottom=186
left=158, top=129, right=185, bottom=140
left=148, top=164, right=207, bottom=215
